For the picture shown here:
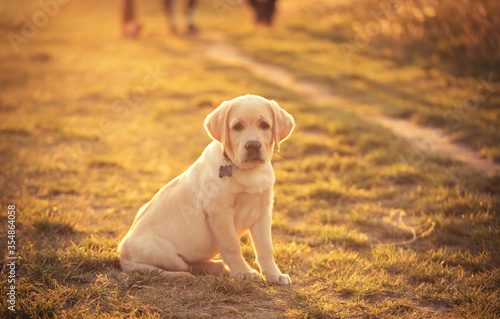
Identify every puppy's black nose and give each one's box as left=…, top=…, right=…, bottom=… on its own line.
left=245, top=141, right=261, bottom=151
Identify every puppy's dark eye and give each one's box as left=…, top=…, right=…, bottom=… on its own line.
left=260, top=122, right=270, bottom=130
left=233, top=123, right=243, bottom=131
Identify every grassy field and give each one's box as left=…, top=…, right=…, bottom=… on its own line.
left=1, top=1, right=499, bottom=318
left=215, top=1, right=500, bottom=163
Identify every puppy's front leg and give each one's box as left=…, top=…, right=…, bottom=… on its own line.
left=250, top=208, right=292, bottom=285
left=206, top=208, right=257, bottom=279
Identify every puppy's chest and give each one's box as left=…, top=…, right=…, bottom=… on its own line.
left=233, top=192, right=269, bottom=233
left=229, top=165, right=275, bottom=194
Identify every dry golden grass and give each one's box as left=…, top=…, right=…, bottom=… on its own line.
left=1, top=1, right=499, bottom=318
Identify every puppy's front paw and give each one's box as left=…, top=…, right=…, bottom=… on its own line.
left=232, top=270, right=261, bottom=280
left=264, top=273, right=292, bottom=285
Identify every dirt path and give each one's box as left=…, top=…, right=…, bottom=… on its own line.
left=202, top=33, right=499, bottom=177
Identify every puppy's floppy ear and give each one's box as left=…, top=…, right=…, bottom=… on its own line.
left=204, top=100, right=232, bottom=151
left=269, top=100, right=295, bottom=151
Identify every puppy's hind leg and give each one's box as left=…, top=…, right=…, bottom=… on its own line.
left=120, top=259, right=194, bottom=279
left=119, top=234, right=194, bottom=279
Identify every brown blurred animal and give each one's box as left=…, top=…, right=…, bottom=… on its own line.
left=247, top=0, right=278, bottom=26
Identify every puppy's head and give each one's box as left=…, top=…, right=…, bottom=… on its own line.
left=204, top=94, right=294, bottom=168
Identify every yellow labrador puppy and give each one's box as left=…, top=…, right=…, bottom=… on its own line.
left=118, top=94, right=294, bottom=284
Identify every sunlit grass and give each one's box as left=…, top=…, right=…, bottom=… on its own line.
left=204, top=0, right=500, bottom=162
left=0, top=1, right=499, bottom=318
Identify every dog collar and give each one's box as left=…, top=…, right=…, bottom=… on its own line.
left=219, top=151, right=233, bottom=178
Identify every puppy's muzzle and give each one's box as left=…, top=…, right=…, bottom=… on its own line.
left=244, top=140, right=262, bottom=162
